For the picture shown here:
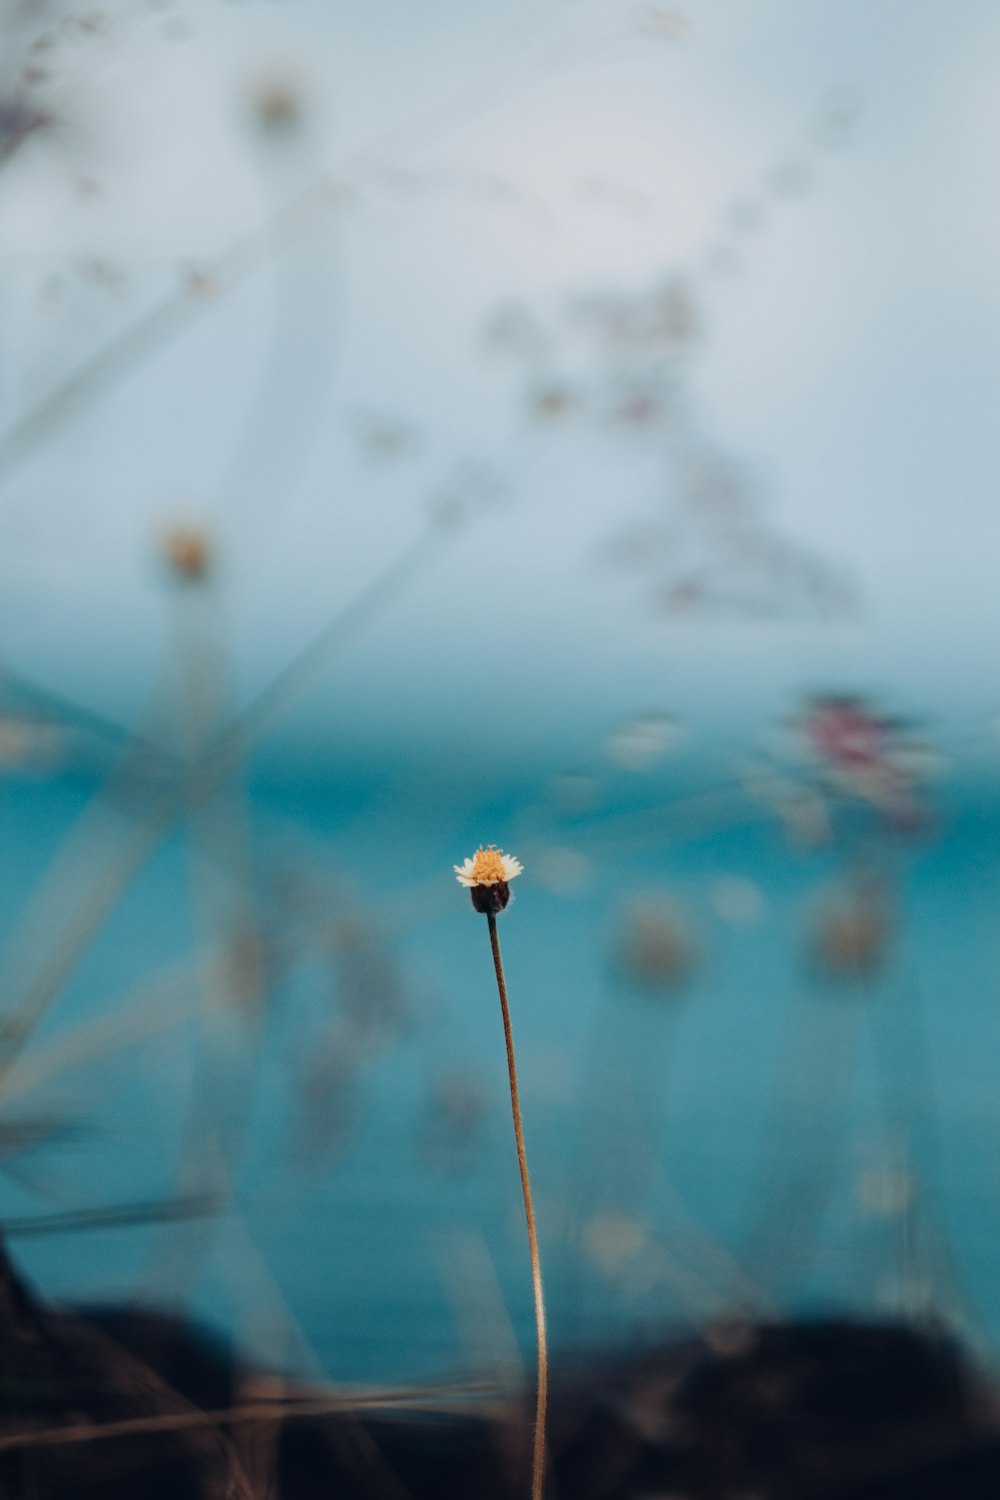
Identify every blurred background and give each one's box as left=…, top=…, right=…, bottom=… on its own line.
left=0, top=0, right=998, bottom=1394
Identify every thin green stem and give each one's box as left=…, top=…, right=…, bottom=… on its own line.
left=487, top=910, right=548, bottom=1500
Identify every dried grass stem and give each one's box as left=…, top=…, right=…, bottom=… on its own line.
left=487, top=910, right=548, bottom=1500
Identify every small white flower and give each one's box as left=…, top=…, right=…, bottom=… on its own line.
left=454, top=845, right=524, bottom=888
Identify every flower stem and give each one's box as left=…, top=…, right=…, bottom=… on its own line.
left=487, top=910, right=548, bottom=1500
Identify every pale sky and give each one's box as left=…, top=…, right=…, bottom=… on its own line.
left=0, top=0, right=998, bottom=786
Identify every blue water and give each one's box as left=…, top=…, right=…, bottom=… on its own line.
left=2, top=768, right=999, bottom=1386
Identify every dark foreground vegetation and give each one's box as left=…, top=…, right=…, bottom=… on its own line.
left=1, top=1238, right=999, bottom=1498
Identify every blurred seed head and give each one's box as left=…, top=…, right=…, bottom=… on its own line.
left=766, top=158, right=813, bottom=199
left=249, top=72, right=305, bottom=138
left=582, top=1211, right=649, bottom=1276
left=581, top=1212, right=665, bottom=1297
left=533, top=845, right=591, bottom=897
left=609, top=382, right=670, bottom=431
left=710, top=875, right=765, bottom=927
left=527, top=380, right=577, bottom=424
left=429, top=494, right=467, bottom=529
left=221, top=923, right=271, bottom=1015
left=810, top=878, right=892, bottom=982
left=0, top=713, right=64, bottom=773
left=635, top=7, right=691, bottom=42
left=419, top=1073, right=487, bottom=1175
left=780, top=790, right=831, bottom=849
left=608, top=712, right=678, bottom=772
left=355, top=411, right=417, bottom=462
left=0, top=94, right=54, bottom=163
left=799, top=695, right=894, bottom=774
left=295, top=1045, right=359, bottom=1165
left=483, top=302, right=548, bottom=359
left=184, top=268, right=220, bottom=299
left=857, top=1167, right=916, bottom=1219
left=794, top=694, right=933, bottom=824
left=648, top=275, right=700, bottom=349
left=162, top=526, right=212, bottom=582
left=326, top=910, right=373, bottom=954
left=813, top=89, right=863, bottom=148
left=549, top=770, right=598, bottom=817
left=616, top=895, right=698, bottom=995
left=703, top=1318, right=760, bottom=1360
left=657, top=576, right=707, bottom=615
left=603, top=522, right=672, bottom=571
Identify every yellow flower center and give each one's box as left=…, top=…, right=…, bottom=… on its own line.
left=471, top=846, right=507, bottom=884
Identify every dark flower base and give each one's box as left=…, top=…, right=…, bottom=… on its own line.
left=471, top=881, right=510, bottom=914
